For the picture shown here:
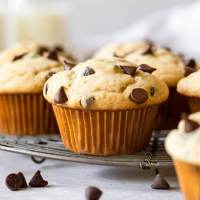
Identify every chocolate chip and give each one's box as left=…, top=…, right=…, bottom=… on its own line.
left=85, top=186, right=102, bottom=200
left=63, top=60, right=76, bottom=70
left=138, top=64, right=156, bottom=73
left=81, top=97, right=95, bottom=108
left=45, top=84, right=48, bottom=94
left=47, top=50, right=58, bottom=61
left=141, top=44, right=154, bottom=55
left=6, top=173, right=22, bottom=191
left=150, top=87, right=155, bottom=96
left=46, top=72, right=56, bottom=80
left=185, top=58, right=196, bottom=68
left=184, top=66, right=196, bottom=77
left=17, top=172, right=27, bottom=188
left=151, top=174, right=170, bottom=190
left=54, top=86, right=68, bottom=104
left=12, top=53, right=27, bottom=62
left=83, top=67, right=95, bottom=76
left=163, top=46, right=171, bottom=51
left=29, top=171, right=48, bottom=187
left=37, top=46, right=49, bottom=55
left=130, top=88, right=148, bottom=104
left=120, top=65, right=137, bottom=76
left=53, top=45, right=64, bottom=52
left=184, top=118, right=199, bottom=133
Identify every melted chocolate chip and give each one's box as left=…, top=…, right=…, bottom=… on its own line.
left=63, top=60, right=76, bottom=70
left=86, top=97, right=95, bottom=107
left=37, top=46, right=49, bottom=55
left=184, top=118, right=199, bottom=133
left=141, top=44, right=154, bottom=55
left=46, top=72, right=56, bottom=80
left=12, top=53, right=27, bottom=62
left=150, top=87, right=155, bottom=96
left=85, top=186, right=102, bottom=200
left=54, top=86, right=68, bottom=104
left=151, top=174, right=170, bottom=190
left=47, top=50, right=58, bottom=61
left=29, top=171, right=48, bottom=187
left=17, top=172, right=27, bottom=188
left=130, top=88, right=148, bottom=104
left=184, top=66, right=196, bottom=77
left=83, top=67, right=95, bottom=76
left=185, top=58, right=196, bottom=68
left=120, top=65, right=137, bottom=76
left=138, top=64, right=156, bottom=73
left=6, top=173, right=22, bottom=191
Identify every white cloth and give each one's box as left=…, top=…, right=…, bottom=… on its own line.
left=0, top=151, right=182, bottom=200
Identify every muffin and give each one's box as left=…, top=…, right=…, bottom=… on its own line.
left=94, top=41, right=197, bottom=129
left=0, top=41, right=75, bottom=135
left=165, top=112, right=200, bottom=200
left=44, top=57, right=169, bottom=155
left=177, top=70, right=200, bottom=113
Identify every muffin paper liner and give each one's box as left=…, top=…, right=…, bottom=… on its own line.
left=188, top=97, right=200, bottom=113
left=174, top=160, right=200, bottom=200
left=155, top=88, right=190, bottom=130
left=52, top=104, right=158, bottom=155
left=0, top=94, right=58, bottom=135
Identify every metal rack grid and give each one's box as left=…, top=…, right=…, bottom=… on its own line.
left=0, top=132, right=171, bottom=169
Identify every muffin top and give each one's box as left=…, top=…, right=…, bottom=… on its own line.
left=44, top=58, right=169, bottom=110
left=0, top=41, right=75, bottom=93
left=177, top=70, right=200, bottom=98
left=165, top=112, right=200, bottom=165
left=94, top=41, right=198, bottom=88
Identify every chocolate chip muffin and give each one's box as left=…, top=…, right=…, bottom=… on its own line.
left=165, top=112, right=200, bottom=200
left=0, top=41, right=75, bottom=135
left=94, top=41, right=197, bottom=129
left=44, top=58, right=169, bottom=155
left=177, top=70, right=200, bottom=113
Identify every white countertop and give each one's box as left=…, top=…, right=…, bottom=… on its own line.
left=0, top=151, right=182, bottom=200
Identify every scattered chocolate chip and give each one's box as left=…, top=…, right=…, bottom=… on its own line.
left=45, top=84, right=48, bottom=94
left=184, top=66, right=196, bottom=77
left=184, top=118, right=199, bottom=133
left=120, top=65, right=137, bottom=76
left=29, top=171, right=48, bottom=187
left=82, top=97, right=95, bottom=108
left=47, top=50, right=58, bottom=61
left=46, top=72, right=56, bottom=80
left=130, top=88, right=148, bottom=104
left=6, top=173, right=22, bottom=191
left=151, top=173, right=170, bottom=190
left=141, top=44, right=154, bottom=55
left=12, top=53, right=27, bottom=62
left=17, top=172, right=27, bottom=188
left=37, top=46, right=49, bottom=55
left=85, top=186, right=102, bottom=200
left=163, top=46, right=171, bottom=51
left=83, top=67, right=95, bottom=76
left=53, top=45, right=64, bottom=52
left=63, top=60, right=76, bottom=70
left=185, top=58, right=196, bottom=68
left=150, top=87, right=155, bottom=96
left=138, top=64, right=156, bottom=73
left=54, top=86, right=68, bottom=104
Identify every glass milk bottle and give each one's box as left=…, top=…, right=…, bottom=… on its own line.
left=6, top=0, right=70, bottom=47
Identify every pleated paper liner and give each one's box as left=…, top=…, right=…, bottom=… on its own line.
left=53, top=104, right=158, bottom=155
left=174, top=160, right=200, bottom=200
left=155, top=88, right=190, bottom=130
left=0, top=93, right=58, bottom=135
left=188, top=97, right=200, bottom=112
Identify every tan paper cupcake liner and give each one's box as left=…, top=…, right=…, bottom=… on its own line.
left=174, top=160, right=200, bottom=200
left=155, top=88, right=190, bottom=130
left=52, top=104, right=158, bottom=155
left=0, top=94, right=58, bottom=135
left=188, top=97, right=200, bottom=113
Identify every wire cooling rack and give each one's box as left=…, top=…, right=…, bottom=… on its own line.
left=0, top=131, right=172, bottom=169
